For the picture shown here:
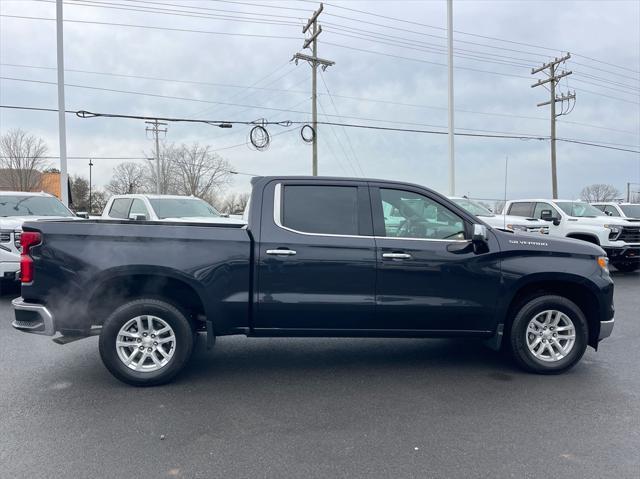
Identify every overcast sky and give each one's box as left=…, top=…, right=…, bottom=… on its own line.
left=1, top=0, right=639, bottom=201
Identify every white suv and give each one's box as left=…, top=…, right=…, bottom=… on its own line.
left=0, top=191, right=77, bottom=282
left=101, top=194, right=246, bottom=225
left=592, top=202, right=640, bottom=220
left=505, top=199, right=640, bottom=272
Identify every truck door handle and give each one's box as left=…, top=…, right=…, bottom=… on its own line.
left=266, top=249, right=297, bottom=256
left=382, top=252, right=412, bottom=259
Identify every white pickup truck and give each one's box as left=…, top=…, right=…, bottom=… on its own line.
left=592, top=202, right=640, bottom=220
left=101, top=194, right=246, bottom=225
left=0, top=191, right=79, bottom=283
left=449, top=197, right=547, bottom=233
left=505, top=199, right=640, bottom=272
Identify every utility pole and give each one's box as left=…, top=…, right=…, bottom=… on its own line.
left=447, top=0, right=455, bottom=196
left=531, top=53, right=575, bottom=199
left=56, top=0, right=69, bottom=206
left=292, top=3, right=334, bottom=176
left=88, top=159, right=93, bottom=214
left=145, top=120, right=167, bottom=193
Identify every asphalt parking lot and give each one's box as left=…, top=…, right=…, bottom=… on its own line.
left=1, top=272, right=639, bottom=479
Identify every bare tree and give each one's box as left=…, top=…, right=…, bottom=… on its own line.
left=0, top=129, right=49, bottom=190
left=219, top=192, right=250, bottom=215
left=90, top=190, right=109, bottom=214
left=580, top=184, right=621, bottom=202
left=171, top=143, right=232, bottom=198
left=144, top=141, right=179, bottom=194
left=106, top=162, right=147, bottom=195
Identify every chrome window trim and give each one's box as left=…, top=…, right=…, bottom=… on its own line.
left=273, top=183, right=470, bottom=243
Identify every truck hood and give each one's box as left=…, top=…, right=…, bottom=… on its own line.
left=481, top=214, right=546, bottom=228
left=496, top=228, right=604, bottom=256
left=565, top=216, right=634, bottom=227
left=0, top=215, right=79, bottom=230
left=159, top=216, right=247, bottom=225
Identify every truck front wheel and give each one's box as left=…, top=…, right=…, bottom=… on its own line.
left=99, top=298, right=195, bottom=386
left=508, top=295, right=588, bottom=374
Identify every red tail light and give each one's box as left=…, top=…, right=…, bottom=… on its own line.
left=20, top=231, right=41, bottom=284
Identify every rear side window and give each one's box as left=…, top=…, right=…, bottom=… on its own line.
left=508, top=202, right=534, bottom=217
left=109, top=198, right=133, bottom=219
left=281, top=185, right=359, bottom=235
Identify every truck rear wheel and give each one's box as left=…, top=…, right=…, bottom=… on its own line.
left=99, top=298, right=194, bottom=386
left=508, top=295, right=588, bottom=374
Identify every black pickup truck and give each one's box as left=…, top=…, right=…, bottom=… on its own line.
left=12, top=176, right=615, bottom=386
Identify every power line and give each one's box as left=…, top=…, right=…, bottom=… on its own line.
left=319, top=70, right=365, bottom=176
left=36, top=0, right=303, bottom=27
left=0, top=14, right=301, bottom=40
left=3, top=104, right=638, bottom=153
left=2, top=63, right=633, bottom=136
left=318, top=1, right=640, bottom=77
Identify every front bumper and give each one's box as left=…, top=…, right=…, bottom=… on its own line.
left=604, top=246, right=640, bottom=263
left=11, top=297, right=55, bottom=336
left=0, top=261, right=20, bottom=280
left=599, top=318, right=615, bottom=341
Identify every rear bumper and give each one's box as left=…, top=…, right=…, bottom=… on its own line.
left=599, top=318, right=615, bottom=341
left=11, top=297, right=55, bottom=336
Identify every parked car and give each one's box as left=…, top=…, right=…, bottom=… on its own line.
left=13, top=177, right=614, bottom=386
left=591, top=202, right=640, bottom=220
left=0, top=191, right=77, bottom=283
left=504, top=199, right=640, bottom=272
left=101, top=194, right=246, bottom=225
left=449, top=197, right=548, bottom=233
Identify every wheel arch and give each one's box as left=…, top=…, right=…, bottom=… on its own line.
left=87, top=266, right=209, bottom=330
left=501, top=275, right=602, bottom=348
left=565, top=233, right=600, bottom=245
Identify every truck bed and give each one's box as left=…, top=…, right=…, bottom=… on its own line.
left=20, top=219, right=252, bottom=334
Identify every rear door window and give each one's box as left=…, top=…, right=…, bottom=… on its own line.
left=108, top=198, right=133, bottom=219
left=281, top=185, right=359, bottom=235
left=508, top=202, right=534, bottom=217
left=129, top=199, right=149, bottom=219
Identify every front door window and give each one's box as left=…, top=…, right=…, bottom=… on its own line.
left=379, top=188, right=466, bottom=240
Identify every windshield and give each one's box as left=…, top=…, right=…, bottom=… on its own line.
left=148, top=198, right=222, bottom=219
left=0, top=195, right=74, bottom=217
left=555, top=201, right=606, bottom=217
left=620, top=205, right=640, bottom=218
left=451, top=198, right=494, bottom=217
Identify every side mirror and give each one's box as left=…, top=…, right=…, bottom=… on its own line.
left=472, top=224, right=488, bottom=243
left=471, top=224, right=489, bottom=254
left=76, top=212, right=89, bottom=219
left=540, top=210, right=553, bottom=221
left=540, top=210, right=561, bottom=225
left=606, top=211, right=613, bottom=216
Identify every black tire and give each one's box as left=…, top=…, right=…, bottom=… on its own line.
left=99, top=298, right=195, bottom=386
left=612, top=262, right=640, bottom=273
left=509, top=295, right=588, bottom=374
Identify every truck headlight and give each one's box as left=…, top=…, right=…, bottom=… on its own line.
left=597, top=256, right=609, bottom=274
left=506, top=224, right=528, bottom=232
left=604, top=225, right=621, bottom=240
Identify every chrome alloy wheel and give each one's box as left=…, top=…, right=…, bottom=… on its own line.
left=526, top=310, right=576, bottom=362
left=116, top=315, right=176, bottom=372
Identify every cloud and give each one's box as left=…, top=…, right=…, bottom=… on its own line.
left=1, top=0, right=638, bottom=200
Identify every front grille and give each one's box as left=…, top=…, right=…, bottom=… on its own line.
left=619, top=226, right=640, bottom=243
left=0, top=231, right=10, bottom=242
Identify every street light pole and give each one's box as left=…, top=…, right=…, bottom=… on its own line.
left=88, top=159, right=93, bottom=214
left=56, top=0, right=69, bottom=206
